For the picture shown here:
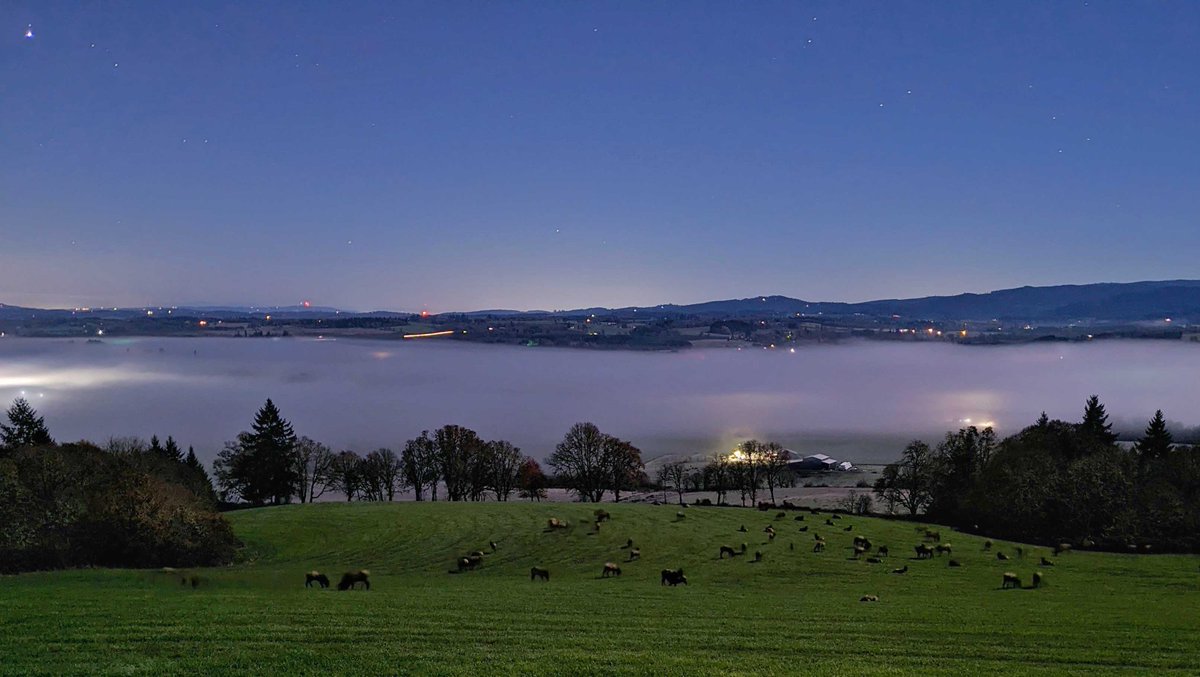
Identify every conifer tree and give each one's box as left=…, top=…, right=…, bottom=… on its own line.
left=1135, top=410, right=1173, bottom=463
left=1080, top=395, right=1118, bottom=446
left=1, top=398, right=53, bottom=451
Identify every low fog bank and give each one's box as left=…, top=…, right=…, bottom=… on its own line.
left=1, top=337, right=1197, bottom=466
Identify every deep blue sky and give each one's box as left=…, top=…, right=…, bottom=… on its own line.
left=3, top=2, right=1198, bottom=311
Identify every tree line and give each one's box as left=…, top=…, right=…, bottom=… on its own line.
left=655, top=440, right=794, bottom=506
left=212, top=401, right=656, bottom=505
left=872, top=396, right=1200, bottom=552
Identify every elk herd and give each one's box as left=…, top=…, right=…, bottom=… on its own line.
left=300, top=503, right=1071, bottom=599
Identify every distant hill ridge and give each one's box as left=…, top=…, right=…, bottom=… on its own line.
left=3, top=279, right=1199, bottom=323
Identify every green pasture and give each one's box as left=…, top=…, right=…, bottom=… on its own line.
left=1, top=502, right=1198, bottom=675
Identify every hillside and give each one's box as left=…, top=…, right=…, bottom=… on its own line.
left=611, top=280, right=1200, bottom=322
left=1, top=502, right=1198, bottom=674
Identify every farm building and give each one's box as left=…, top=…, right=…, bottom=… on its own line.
left=787, top=453, right=857, bottom=473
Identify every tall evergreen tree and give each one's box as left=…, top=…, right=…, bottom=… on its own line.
left=149, top=435, right=164, bottom=456
left=213, top=399, right=299, bottom=505
left=1135, top=410, right=1173, bottom=463
left=184, top=446, right=218, bottom=503
left=163, top=436, right=183, bottom=461
left=247, top=399, right=298, bottom=504
left=1080, top=395, right=1118, bottom=446
left=1, top=398, right=53, bottom=451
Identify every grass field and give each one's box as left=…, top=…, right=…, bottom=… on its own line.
left=2, top=502, right=1198, bottom=675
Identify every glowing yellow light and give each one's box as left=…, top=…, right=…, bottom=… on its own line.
left=403, top=330, right=455, bottom=339
left=960, top=330, right=968, bottom=337
left=198, top=320, right=208, bottom=327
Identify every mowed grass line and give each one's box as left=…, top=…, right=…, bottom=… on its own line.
left=1, top=502, right=1198, bottom=675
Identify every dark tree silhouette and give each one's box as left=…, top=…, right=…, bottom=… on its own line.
left=518, top=457, right=548, bottom=501
left=1, top=398, right=53, bottom=451
left=183, top=446, right=218, bottom=502
left=401, top=431, right=439, bottom=501
left=606, top=438, right=644, bottom=503
left=293, top=437, right=335, bottom=503
left=328, top=450, right=364, bottom=501
left=873, top=441, right=933, bottom=515
left=363, top=448, right=405, bottom=501
left=657, top=460, right=688, bottom=505
left=702, top=452, right=732, bottom=505
left=548, top=422, right=612, bottom=502
left=434, top=425, right=486, bottom=501
left=213, top=399, right=299, bottom=505
left=1080, top=395, right=1118, bottom=446
left=1135, top=410, right=1173, bottom=463
left=488, top=440, right=524, bottom=501
left=163, top=436, right=183, bottom=461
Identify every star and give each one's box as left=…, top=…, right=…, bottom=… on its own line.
left=25, top=25, right=34, bottom=39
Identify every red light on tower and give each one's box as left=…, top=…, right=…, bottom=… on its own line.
left=420, top=310, right=431, bottom=318
left=302, top=300, right=312, bottom=308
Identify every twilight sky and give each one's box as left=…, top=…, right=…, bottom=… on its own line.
left=3, top=2, right=1198, bottom=312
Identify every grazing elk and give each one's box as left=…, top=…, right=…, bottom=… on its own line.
left=338, top=570, right=371, bottom=591
left=530, top=567, right=550, bottom=582
left=602, top=562, right=622, bottom=578
left=1001, top=572, right=1021, bottom=589
left=661, top=569, right=688, bottom=586
left=720, top=543, right=748, bottom=559
left=305, top=571, right=330, bottom=589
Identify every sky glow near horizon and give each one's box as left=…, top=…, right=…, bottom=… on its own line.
left=2, top=2, right=1198, bottom=311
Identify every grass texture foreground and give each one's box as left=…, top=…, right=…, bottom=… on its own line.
left=2, top=501, right=1198, bottom=675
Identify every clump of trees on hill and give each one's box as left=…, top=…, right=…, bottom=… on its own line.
left=213, top=400, right=562, bottom=504
left=652, top=440, right=795, bottom=506
left=0, top=398, right=238, bottom=573
left=873, top=396, right=1200, bottom=552
left=546, top=422, right=646, bottom=502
